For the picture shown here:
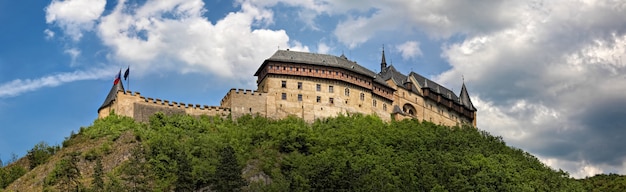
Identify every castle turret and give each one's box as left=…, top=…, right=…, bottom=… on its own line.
left=404, top=75, right=412, bottom=91
left=98, top=80, right=125, bottom=112
left=459, top=82, right=476, bottom=111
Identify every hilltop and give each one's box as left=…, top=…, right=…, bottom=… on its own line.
left=1, top=113, right=622, bottom=191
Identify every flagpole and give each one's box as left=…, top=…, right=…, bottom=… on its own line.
left=127, top=65, right=130, bottom=91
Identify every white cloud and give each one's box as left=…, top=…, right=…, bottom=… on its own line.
left=432, top=0, right=626, bottom=178
left=395, top=41, right=422, bottom=60
left=0, top=67, right=115, bottom=98
left=317, top=42, right=331, bottom=54
left=96, top=0, right=307, bottom=83
left=45, top=0, right=106, bottom=41
left=44, top=29, right=55, bottom=39
left=64, top=48, right=80, bottom=66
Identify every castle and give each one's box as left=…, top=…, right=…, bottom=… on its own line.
left=98, top=49, right=477, bottom=126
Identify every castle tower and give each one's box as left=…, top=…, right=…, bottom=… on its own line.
left=98, top=80, right=125, bottom=112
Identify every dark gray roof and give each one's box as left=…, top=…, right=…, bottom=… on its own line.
left=378, top=65, right=420, bottom=95
left=378, top=64, right=476, bottom=111
left=261, top=50, right=391, bottom=87
left=392, top=105, right=403, bottom=114
left=408, top=72, right=459, bottom=102
left=98, top=82, right=125, bottom=111
left=459, top=83, right=476, bottom=111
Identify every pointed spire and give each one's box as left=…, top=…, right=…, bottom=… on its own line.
left=404, top=75, right=412, bottom=90
left=459, top=82, right=476, bottom=111
left=381, top=44, right=387, bottom=72
left=98, top=79, right=125, bottom=112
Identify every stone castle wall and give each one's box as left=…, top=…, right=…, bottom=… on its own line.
left=98, top=90, right=229, bottom=122
left=258, top=74, right=393, bottom=122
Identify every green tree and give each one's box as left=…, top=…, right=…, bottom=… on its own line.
left=27, top=141, right=59, bottom=169
left=0, top=165, right=27, bottom=189
left=213, top=146, right=246, bottom=192
left=92, top=157, right=104, bottom=192
left=47, top=152, right=82, bottom=191
left=122, top=145, right=152, bottom=192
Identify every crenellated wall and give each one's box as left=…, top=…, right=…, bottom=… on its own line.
left=98, top=90, right=229, bottom=122
left=220, top=88, right=268, bottom=120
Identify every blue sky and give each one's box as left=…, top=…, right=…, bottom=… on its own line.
left=2, top=0, right=626, bottom=178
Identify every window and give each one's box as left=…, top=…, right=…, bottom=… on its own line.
left=373, top=99, right=377, bottom=107
left=316, top=84, right=321, bottom=91
left=345, top=88, right=350, bottom=96
left=383, top=104, right=387, bottom=111
left=298, top=94, right=303, bottom=101
left=329, top=85, right=334, bottom=93
left=297, top=82, right=302, bottom=90
left=360, top=93, right=365, bottom=101
left=281, top=80, right=287, bottom=88
left=316, top=96, right=321, bottom=103
left=316, top=69, right=319, bottom=73
left=281, top=93, right=287, bottom=100
left=329, top=97, right=334, bottom=104
left=290, top=67, right=293, bottom=71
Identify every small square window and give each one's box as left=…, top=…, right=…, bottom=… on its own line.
left=297, top=82, right=302, bottom=90
left=298, top=94, right=303, bottom=101
left=316, top=96, right=321, bottom=103
left=329, top=97, right=334, bottom=104
left=281, top=93, right=287, bottom=100
left=281, top=81, right=287, bottom=88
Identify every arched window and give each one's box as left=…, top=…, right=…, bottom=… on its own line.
left=403, top=103, right=417, bottom=116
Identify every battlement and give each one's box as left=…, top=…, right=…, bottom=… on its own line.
left=220, top=88, right=265, bottom=106
left=98, top=90, right=230, bottom=122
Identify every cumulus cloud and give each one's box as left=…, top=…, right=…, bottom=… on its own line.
left=0, top=67, right=116, bottom=98
left=432, top=0, right=626, bottom=177
left=45, top=0, right=106, bottom=41
left=317, top=42, right=331, bottom=54
left=96, top=0, right=308, bottom=83
left=395, top=41, right=422, bottom=60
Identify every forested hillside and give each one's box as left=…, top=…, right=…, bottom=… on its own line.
left=1, top=113, right=622, bottom=191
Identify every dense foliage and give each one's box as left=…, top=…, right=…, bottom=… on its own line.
left=3, top=113, right=625, bottom=191
left=92, top=113, right=588, bottom=191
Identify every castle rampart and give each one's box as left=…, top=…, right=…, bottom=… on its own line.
left=99, top=90, right=229, bottom=122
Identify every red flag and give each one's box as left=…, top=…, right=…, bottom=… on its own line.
left=113, top=70, right=121, bottom=85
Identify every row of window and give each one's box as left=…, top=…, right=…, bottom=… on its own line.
left=280, top=92, right=387, bottom=110
left=282, top=80, right=367, bottom=101
left=271, top=65, right=372, bottom=86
